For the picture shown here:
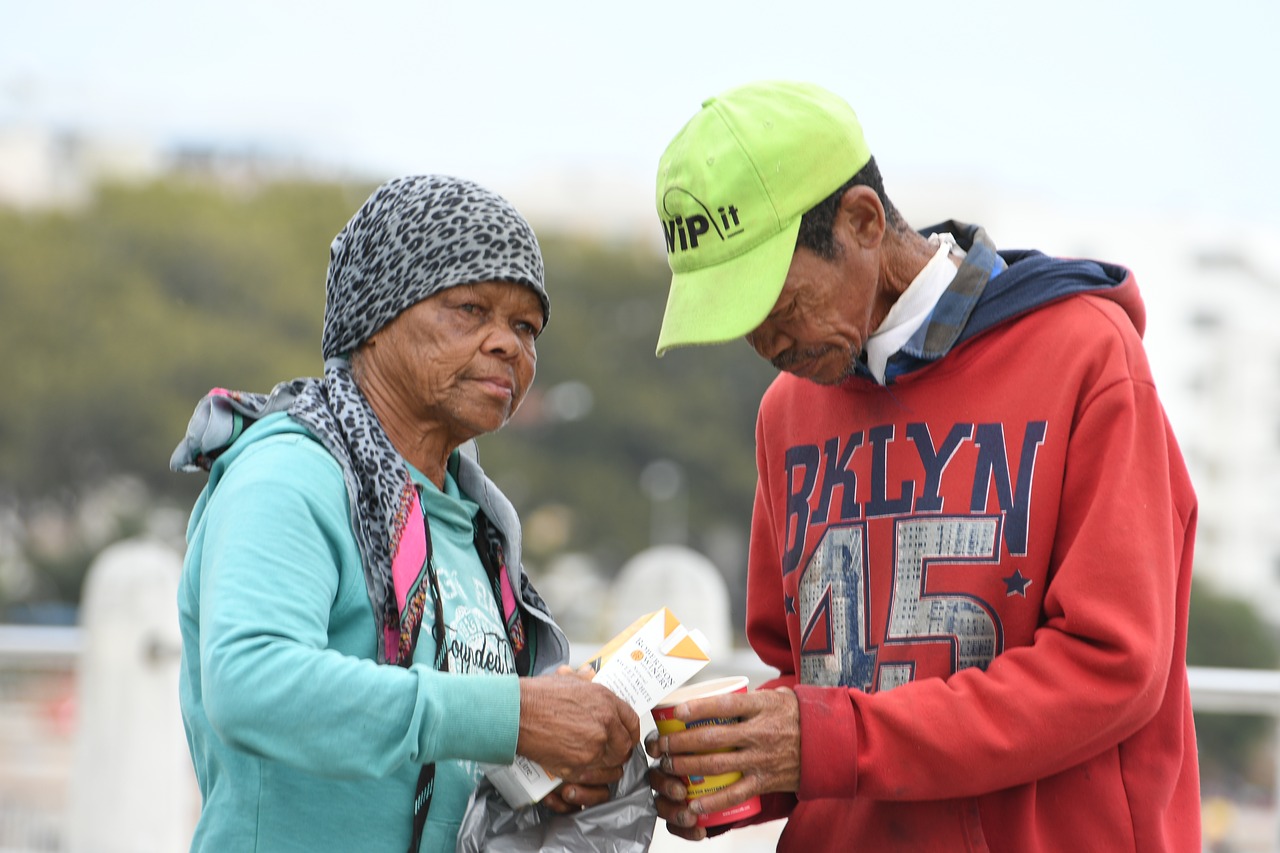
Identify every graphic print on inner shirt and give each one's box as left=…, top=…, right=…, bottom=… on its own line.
left=434, top=571, right=518, bottom=677
left=785, top=420, right=1045, bottom=692
left=429, top=565, right=519, bottom=791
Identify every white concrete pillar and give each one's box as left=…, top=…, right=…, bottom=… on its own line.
left=68, top=538, right=196, bottom=853
left=609, top=545, right=732, bottom=660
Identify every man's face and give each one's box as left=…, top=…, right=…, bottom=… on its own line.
left=745, top=235, right=881, bottom=386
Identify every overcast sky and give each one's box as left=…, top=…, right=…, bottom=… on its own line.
left=2, top=0, right=1277, bottom=230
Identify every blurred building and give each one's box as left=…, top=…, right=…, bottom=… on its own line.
left=0, top=123, right=345, bottom=211
left=1171, top=243, right=1280, bottom=618
left=0, top=124, right=162, bottom=209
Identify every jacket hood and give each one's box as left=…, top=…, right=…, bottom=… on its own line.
left=186, top=412, right=309, bottom=532
left=944, top=220, right=1145, bottom=340
left=871, top=221, right=1145, bottom=384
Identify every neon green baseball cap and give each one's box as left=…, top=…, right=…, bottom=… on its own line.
left=654, top=80, right=872, bottom=355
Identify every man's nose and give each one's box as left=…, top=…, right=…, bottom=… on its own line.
left=746, top=321, right=791, bottom=362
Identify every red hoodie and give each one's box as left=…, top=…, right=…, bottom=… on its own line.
left=739, top=246, right=1199, bottom=851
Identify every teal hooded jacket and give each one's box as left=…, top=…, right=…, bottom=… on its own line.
left=177, top=413, right=569, bottom=852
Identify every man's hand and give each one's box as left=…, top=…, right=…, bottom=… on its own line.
left=646, top=687, right=799, bottom=838
left=517, top=668, right=640, bottom=800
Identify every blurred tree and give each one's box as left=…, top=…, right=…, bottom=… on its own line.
left=0, top=178, right=773, bottom=629
left=0, top=179, right=370, bottom=509
left=1187, top=575, right=1280, bottom=793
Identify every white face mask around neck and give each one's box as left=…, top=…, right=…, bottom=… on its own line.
left=863, top=232, right=963, bottom=384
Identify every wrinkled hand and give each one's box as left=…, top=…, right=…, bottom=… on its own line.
left=541, top=765, right=624, bottom=813
left=537, top=665, right=631, bottom=813
left=646, top=687, right=799, bottom=840
left=517, top=668, right=639, bottom=795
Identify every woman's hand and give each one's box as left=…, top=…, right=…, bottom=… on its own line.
left=540, top=764, right=625, bottom=813
left=535, top=665, right=633, bottom=812
left=517, top=669, right=640, bottom=788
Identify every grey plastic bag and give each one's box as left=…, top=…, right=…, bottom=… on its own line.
left=456, top=745, right=657, bottom=853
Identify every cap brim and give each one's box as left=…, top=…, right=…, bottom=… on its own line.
left=655, top=217, right=801, bottom=356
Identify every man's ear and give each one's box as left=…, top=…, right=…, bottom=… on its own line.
left=836, top=185, right=886, bottom=249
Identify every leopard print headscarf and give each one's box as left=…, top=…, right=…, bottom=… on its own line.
left=171, top=175, right=548, bottom=664
left=322, top=174, right=548, bottom=358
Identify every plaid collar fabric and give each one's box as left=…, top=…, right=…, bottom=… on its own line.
left=868, top=219, right=1006, bottom=384
left=871, top=220, right=1131, bottom=385
left=847, top=223, right=1005, bottom=386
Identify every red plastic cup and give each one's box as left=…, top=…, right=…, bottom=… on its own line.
left=651, top=675, right=763, bottom=827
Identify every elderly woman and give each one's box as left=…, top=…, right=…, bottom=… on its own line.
left=170, top=175, right=639, bottom=852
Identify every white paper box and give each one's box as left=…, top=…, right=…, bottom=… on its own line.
left=484, top=607, right=711, bottom=807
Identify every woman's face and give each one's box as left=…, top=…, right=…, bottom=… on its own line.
left=358, top=280, right=543, bottom=447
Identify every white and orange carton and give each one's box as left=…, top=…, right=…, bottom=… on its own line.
left=484, top=607, right=711, bottom=808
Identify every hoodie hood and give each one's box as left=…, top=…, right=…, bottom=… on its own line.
left=873, top=221, right=1145, bottom=384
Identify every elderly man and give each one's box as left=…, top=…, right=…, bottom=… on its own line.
left=645, top=81, right=1200, bottom=851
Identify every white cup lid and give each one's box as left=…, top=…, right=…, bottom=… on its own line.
left=653, top=675, right=750, bottom=708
